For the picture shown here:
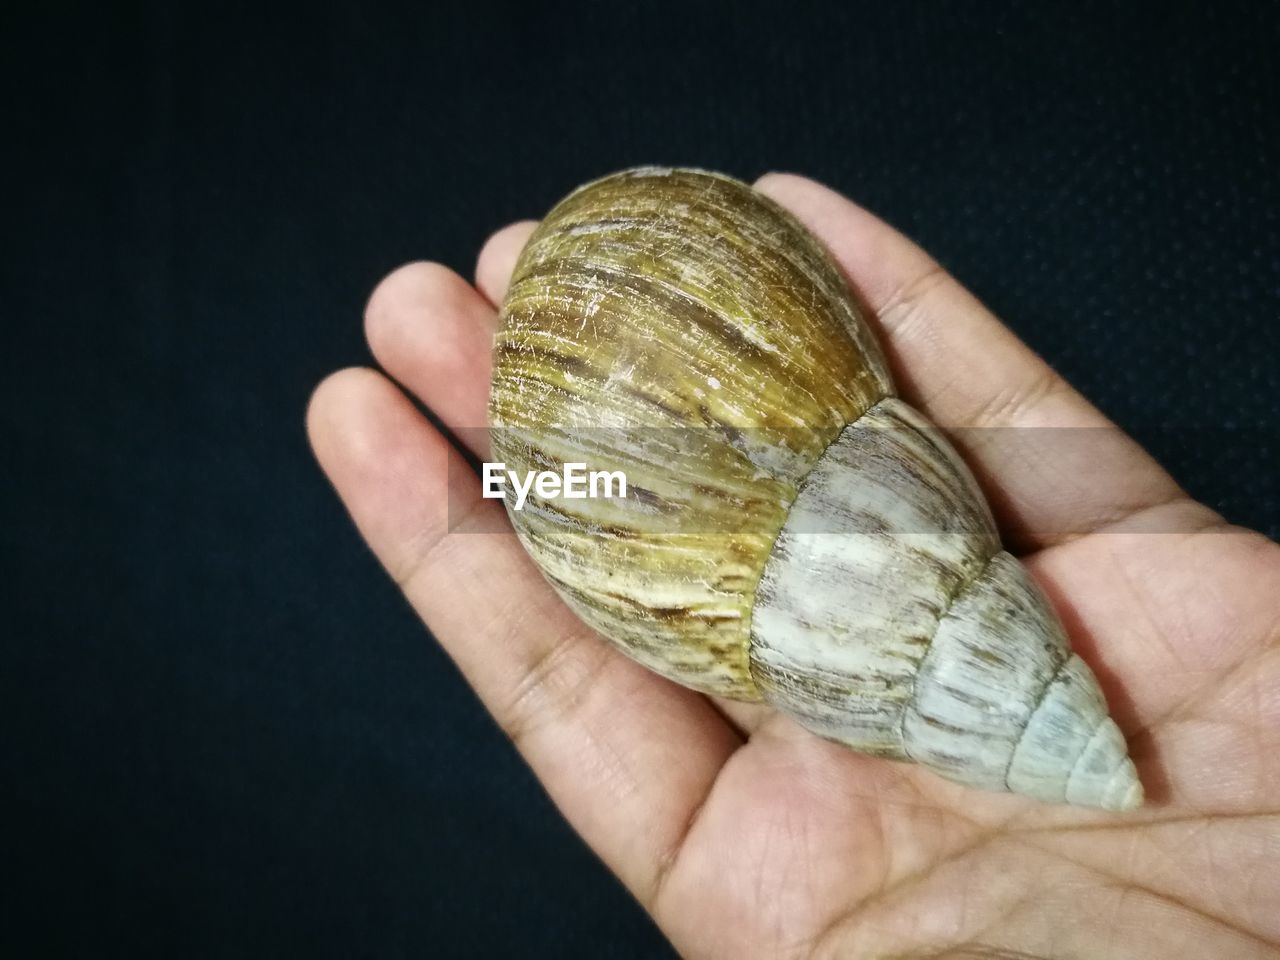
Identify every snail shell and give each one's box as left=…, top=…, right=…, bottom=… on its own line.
left=489, top=167, right=1141, bottom=811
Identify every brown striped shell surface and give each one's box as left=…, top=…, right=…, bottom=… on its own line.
left=488, top=167, right=1141, bottom=810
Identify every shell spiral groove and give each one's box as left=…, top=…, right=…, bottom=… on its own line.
left=487, top=167, right=1141, bottom=810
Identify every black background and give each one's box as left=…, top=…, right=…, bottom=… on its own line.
left=5, top=2, right=1279, bottom=957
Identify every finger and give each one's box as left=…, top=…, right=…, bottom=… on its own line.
left=475, top=220, right=538, bottom=307
left=307, top=368, right=741, bottom=904
left=364, top=262, right=495, bottom=457
left=755, top=173, right=1188, bottom=551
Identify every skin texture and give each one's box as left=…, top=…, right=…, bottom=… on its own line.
left=309, top=173, right=1280, bottom=959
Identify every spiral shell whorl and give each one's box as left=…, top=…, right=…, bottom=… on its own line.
left=490, top=167, right=1141, bottom=809
left=749, top=400, right=1141, bottom=809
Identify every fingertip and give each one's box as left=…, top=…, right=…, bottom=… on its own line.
left=365, top=261, right=452, bottom=320
left=754, top=170, right=860, bottom=217
left=305, top=366, right=400, bottom=473
left=364, top=260, right=474, bottom=361
left=306, top=364, right=467, bottom=579
left=754, top=171, right=885, bottom=251
left=753, top=170, right=823, bottom=195
left=475, top=220, right=538, bottom=307
left=307, top=366, right=375, bottom=440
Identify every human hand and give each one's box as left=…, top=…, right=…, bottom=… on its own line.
left=308, top=174, right=1280, bottom=959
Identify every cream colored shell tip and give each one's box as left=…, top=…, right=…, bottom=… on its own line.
left=487, top=166, right=1141, bottom=811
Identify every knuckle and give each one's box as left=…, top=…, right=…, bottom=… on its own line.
left=968, top=366, right=1066, bottom=429
left=500, top=627, right=612, bottom=749
left=875, top=263, right=950, bottom=339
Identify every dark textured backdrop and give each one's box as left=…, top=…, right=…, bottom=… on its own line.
left=5, top=2, right=1278, bottom=957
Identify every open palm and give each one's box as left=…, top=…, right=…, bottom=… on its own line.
left=309, top=174, right=1280, bottom=959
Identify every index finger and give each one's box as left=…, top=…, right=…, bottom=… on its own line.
left=754, top=173, right=1188, bottom=551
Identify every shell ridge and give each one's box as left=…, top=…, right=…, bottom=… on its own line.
left=749, top=398, right=999, bottom=757
left=897, top=545, right=1001, bottom=765
left=743, top=396, right=902, bottom=691
left=998, top=646, right=1074, bottom=790
left=1062, top=712, right=1112, bottom=795
left=513, top=257, right=840, bottom=420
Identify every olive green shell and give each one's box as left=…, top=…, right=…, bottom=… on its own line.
left=488, top=167, right=893, bottom=699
